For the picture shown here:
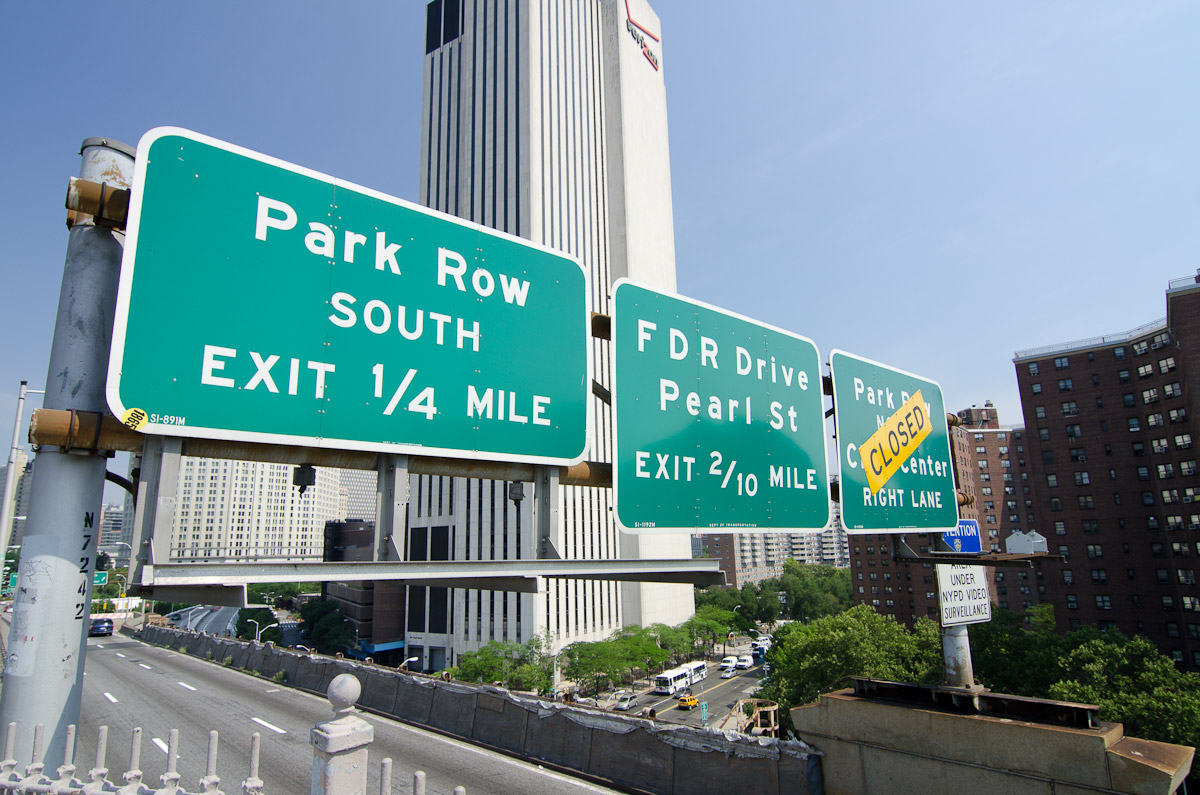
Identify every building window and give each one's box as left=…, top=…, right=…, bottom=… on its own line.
left=1079, top=495, right=1095, bottom=509
left=1118, top=369, right=1131, bottom=384
left=1170, top=408, right=1187, bottom=424
left=1058, top=545, right=1070, bottom=559
left=1114, top=347, right=1126, bottom=360
left=1148, top=516, right=1161, bottom=530
left=1159, top=356, right=1176, bottom=373
left=1075, top=471, right=1090, bottom=485
left=1058, top=379, right=1074, bottom=392
left=1154, top=438, right=1170, bottom=454
left=1031, top=383, right=1043, bottom=395
left=1158, top=463, right=1174, bottom=478
left=1046, top=474, right=1058, bottom=487
left=1039, top=428, right=1051, bottom=442
left=1138, top=466, right=1151, bottom=480
left=1061, top=401, right=1078, bottom=415
left=1035, top=406, right=1046, bottom=419
left=1091, top=569, right=1107, bottom=584
left=1028, top=362, right=1040, bottom=375
left=1179, top=570, right=1197, bottom=586
left=1128, top=417, right=1142, bottom=432
left=1051, top=498, right=1063, bottom=511
left=1086, top=544, right=1103, bottom=559
left=1095, top=595, right=1112, bottom=610
left=1176, top=434, right=1193, bottom=449
left=1152, top=542, right=1166, bottom=557
left=1065, top=424, right=1082, bottom=438
left=1082, top=519, right=1099, bottom=533
left=1151, top=332, right=1170, bottom=349
left=1069, top=447, right=1086, bottom=462
left=1054, top=357, right=1070, bottom=370
left=1061, top=569, right=1073, bottom=584
left=1054, top=520, right=1067, bottom=535
left=1158, top=568, right=1170, bottom=583
left=1165, top=382, right=1183, bottom=399
left=1134, top=340, right=1149, bottom=356
left=1124, top=393, right=1136, bottom=407
left=1138, top=364, right=1155, bottom=379
left=1143, top=388, right=1159, bottom=404
left=1181, top=460, right=1196, bottom=476
left=1066, top=595, right=1078, bottom=610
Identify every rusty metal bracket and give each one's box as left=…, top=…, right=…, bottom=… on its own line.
left=892, top=535, right=1063, bottom=568
left=65, top=177, right=130, bottom=229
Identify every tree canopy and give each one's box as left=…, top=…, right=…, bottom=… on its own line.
left=448, top=635, right=554, bottom=694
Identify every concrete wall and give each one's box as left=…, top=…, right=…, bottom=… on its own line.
left=140, top=626, right=820, bottom=795
left=792, top=689, right=1193, bottom=795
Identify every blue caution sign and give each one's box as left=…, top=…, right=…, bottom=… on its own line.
left=942, top=519, right=982, bottom=554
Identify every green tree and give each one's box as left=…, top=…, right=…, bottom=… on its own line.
left=777, top=560, right=851, bottom=621
left=761, top=604, right=941, bottom=708
left=611, top=625, right=670, bottom=678
left=447, top=636, right=554, bottom=693
left=560, top=639, right=625, bottom=696
left=235, top=607, right=282, bottom=644
left=298, top=599, right=353, bottom=652
left=685, top=604, right=734, bottom=654
left=1049, top=634, right=1200, bottom=753
left=648, top=623, right=692, bottom=664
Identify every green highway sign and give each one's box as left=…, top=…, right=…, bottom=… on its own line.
left=829, top=350, right=958, bottom=534
left=94, top=571, right=108, bottom=587
left=612, top=281, right=830, bottom=532
left=7, top=574, right=14, bottom=589
left=108, top=128, right=589, bottom=465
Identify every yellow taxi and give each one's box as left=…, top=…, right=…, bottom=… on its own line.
left=677, top=694, right=698, bottom=710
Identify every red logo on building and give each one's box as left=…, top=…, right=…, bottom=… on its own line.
left=624, top=0, right=660, bottom=71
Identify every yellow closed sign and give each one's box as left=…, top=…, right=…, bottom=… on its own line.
left=862, top=389, right=931, bottom=494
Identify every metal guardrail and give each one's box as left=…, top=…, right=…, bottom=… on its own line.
left=0, top=675, right=466, bottom=794
left=1013, top=317, right=1167, bottom=361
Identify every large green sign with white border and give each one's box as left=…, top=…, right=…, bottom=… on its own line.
left=829, top=350, right=958, bottom=533
left=108, top=128, right=589, bottom=464
left=612, top=280, right=830, bottom=532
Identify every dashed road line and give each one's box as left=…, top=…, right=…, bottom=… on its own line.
left=178, top=682, right=197, bottom=691
left=251, top=718, right=286, bottom=734
left=103, top=693, right=117, bottom=703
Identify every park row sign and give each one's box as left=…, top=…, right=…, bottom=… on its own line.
left=107, top=129, right=958, bottom=535
left=107, top=128, right=590, bottom=465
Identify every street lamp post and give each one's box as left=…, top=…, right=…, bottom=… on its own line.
left=183, top=605, right=204, bottom=631
left=401, top=656, right=419, bottom=671
left=247, top=618, right=278, bottom=643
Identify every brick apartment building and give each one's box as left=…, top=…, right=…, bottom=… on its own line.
left=1013, top=274, right=1200, bottom=670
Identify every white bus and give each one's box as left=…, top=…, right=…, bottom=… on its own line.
left=654, top=666, right=691, bottom=695
left=684, top=660, right=707, bottom=685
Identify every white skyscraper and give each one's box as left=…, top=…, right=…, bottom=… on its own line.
left=409, top=0, right=693, bottom=665
left=169, top=458, right=339, bottom=562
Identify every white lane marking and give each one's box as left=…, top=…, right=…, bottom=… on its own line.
left=96, top=644, right=103, bottom=648
left=265, top=689, right=281, bottom=693
left=178, top=682, right=197, bottom=691
left=139, top=663, right=151, bottom=670
left=152, top=738, right=169, bottom=754
left=103, top=693, right=117, bottom=703
left=116, top=653, right=126, bottom=658
left=251, top=718, right=286, bottom=734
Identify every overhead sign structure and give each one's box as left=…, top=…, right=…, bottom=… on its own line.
left=942, top=519, right=982, bottom=554
left=612, top=281, right=830, bottom=532
left=936, top=564, right=992, bottom=626
left=829, top=350, right=958, bottom=534
left=108, top=128, right=590, bottom=465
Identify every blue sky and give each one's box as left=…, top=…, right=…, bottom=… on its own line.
left=3, top=1, right=1198, bottom=499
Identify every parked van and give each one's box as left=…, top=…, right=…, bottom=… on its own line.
left=736, top=655, right=753, bottom=669
left=720, top=656, right=739, bottom=669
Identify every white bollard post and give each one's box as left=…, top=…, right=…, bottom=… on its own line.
left=311, top=674, right=373, bottom=795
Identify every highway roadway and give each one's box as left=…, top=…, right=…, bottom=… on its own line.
left=619, top=661, right=768, bottom=728
left=77, top=634, right=620, bottom=795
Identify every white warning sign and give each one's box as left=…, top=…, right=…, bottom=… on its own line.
left=935, top=563, right=992, bottom=627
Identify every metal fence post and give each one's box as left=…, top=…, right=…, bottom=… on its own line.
left=0, top=137, right=135, bottom=767
left=311, top=674, right=373, bottom=795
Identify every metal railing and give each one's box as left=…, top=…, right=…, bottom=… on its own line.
left=1012, top=317, right=1167, bottom=361
left=0, top=675, right=466, bottom=794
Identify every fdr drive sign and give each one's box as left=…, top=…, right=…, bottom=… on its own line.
left=829, top=350, right=958, bottom=534
left=108, top=128, right=589, bottom=464
left=612, top=281, right=830, bottom=532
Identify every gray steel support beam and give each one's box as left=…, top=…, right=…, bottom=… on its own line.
left=0, top=138, right=134, bottom=766
left=535, top=465, right=561, bottom=559
left=128, top=436, right=181, bottom=592
left=374, top=454, right=409, bottom=562
left=136, top=557, right=723, bottom=588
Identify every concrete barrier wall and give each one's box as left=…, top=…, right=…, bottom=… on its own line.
left=138, top=626, right=820, bottom=795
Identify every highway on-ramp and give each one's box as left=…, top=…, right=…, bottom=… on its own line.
left=78, top=634, right=620, bottom=795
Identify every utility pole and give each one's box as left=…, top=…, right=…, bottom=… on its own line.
left=0, top=381, right=44, bottom=556
left=0, top=138, right=134, bottom=764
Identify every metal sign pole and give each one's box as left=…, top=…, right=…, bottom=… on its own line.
left=0, top=138, right=134, bottom=764
left=0, top=381, right=43, bottom=556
